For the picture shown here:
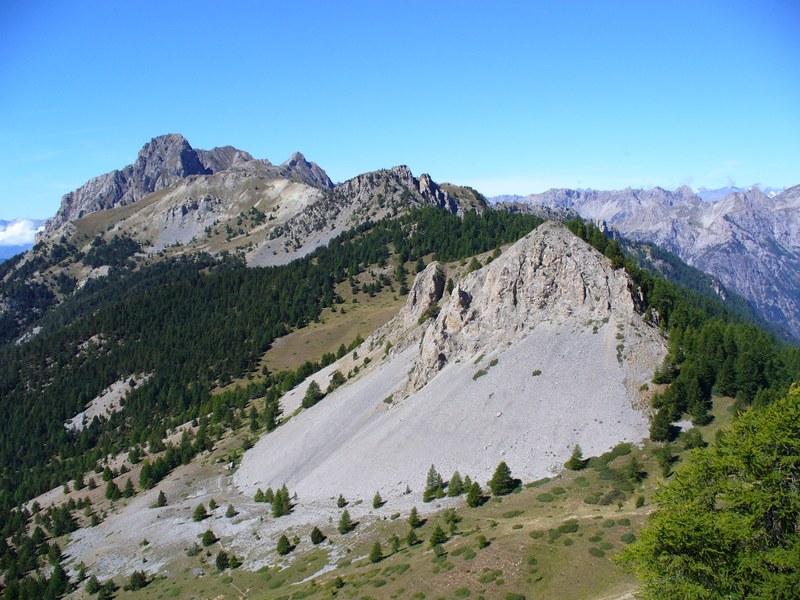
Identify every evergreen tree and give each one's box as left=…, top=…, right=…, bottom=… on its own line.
left=618, top=386, right=800, bottom=598
left=104, top=481, right=121, bottom=501
left=429, top=524, right=448, bottom=547
left=276, top=534, right=291, bottom=556
left=405, top=528, right=419, bottom=546
left=336, top=494, right=347, bottom=508
left=463, top=474, right=472, bottom=489
left=649, top=408, right=675, bottom=442
left=389, top=533, right=401, bottom=553
left=565, top=445, right=586, bottom=470
left=201, top=529, right=217, bottom=546
left=156, top=490, right=167, bottom=507
left=192, top=504, right=208, bottom=522
left=338, top=509, right=353, bottom=534
left=408, top=506, right=421, bottom=528
left=86, top=575, right=101, bottom=594
left=125, top=570, right=148, bottom=591
left=369, top=540, right=383, bottom=563
left=122, top=478, right=135, bottom=498
left=310, top=526, right=325, bottom=545
left=263, top=487, right=275, bottom=504
left=272, top=485, right=291, bottom=517
left=488, top=461, right=515, bottom=495
left=216, top=550, right=230, bottom=569
left=447, top=470, right=463, bottom=496
left=301, top=381, right=324, bottom=409
left=225, top=504, right=236, bottom=518
left=372, top=491, right=383, bottom=509
left=254, top=488, right=264, bottom=502
left=466, top=482, right=484, bottom=508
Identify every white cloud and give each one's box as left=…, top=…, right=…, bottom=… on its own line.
left=0, top=219, right=44, bottom=246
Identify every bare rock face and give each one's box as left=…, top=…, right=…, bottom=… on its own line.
left=44, top=134, right=212, bottom=236
left=401, top=262, right=445, bottom=328
left=196, top=146, right=254, bottom=172
left=279, top=152, right=333, bottom=190
left=406, top=221, right=639, bottom=391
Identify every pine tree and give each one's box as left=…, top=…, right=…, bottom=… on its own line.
left=408, top=506, right=421, bottom=528
left=272, top=485, right=291, bottom=517
left=105, top=480, right=121, bottom=501
left=122, top=478, right=135, bottom=498
left=369, top=540, right=383, bottom=563
left=650, top=408, right=674, bottom=442
left=429, top=524, right=448, bottom=547
left=466, top=481, right=484, bottom=508
left=201, top=529, right=217, bottom=546
left=447, top=471, right=463, bottom=496
left=565, top=445, right=586, bottom=470
left=216, top=550, right=230, bottom=569
left=156, top=490, right=167, bottom=507
left=276, top=534, right=291, bottom=555
left=488, top=461, right=515, bottom=495
left=310, top=526, right=325, bottom=545
left=406, top=528, right=419, bottom=546
left=225, top=504, right=236, bottom=518
left=192, top=503, right=208, bottom=522
left=425, top=464, right=443, bottom=494
left=463, top=475, right=472, bottom=489
left=372, top=491, right=383, bottom=509
left=389, top=533, right=400, bottom=553
left=86, top=575, right=101, bottom=594
left=336, top=494, right=347, bottom=508
left=302, top=381, right=324, bottom=408
left=338, top=509, right=353, bottom=534
left=264, top=487, right=275, bottom=504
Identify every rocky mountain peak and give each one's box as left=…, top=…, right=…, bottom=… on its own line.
left=405, top=221, right=643, bottom=391
left=278, top=152, right=333, bottom=189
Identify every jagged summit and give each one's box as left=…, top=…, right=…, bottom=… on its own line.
left=40, top=134, right=334, bottom=239
left=278, top=151, right=333, bottom=189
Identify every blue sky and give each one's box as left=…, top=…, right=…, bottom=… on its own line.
left=1, top=0, right=798, bottom=220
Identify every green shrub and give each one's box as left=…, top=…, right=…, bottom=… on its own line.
left=620, top=533, right=637, bottom=544
left=602, top=519, right=616, bottom=528
left=536, top=493, right=554, bottom=503
left=558, top=520, right=579, bottom=534
left=529, top=530, right=544, bottom=539
left=589, top=547, right=606, bottom=558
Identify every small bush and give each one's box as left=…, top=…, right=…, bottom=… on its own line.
left=563, top=538, right=574, bottom=546
left=589, top=547, right=606, bottom=558
left=558, top=520, right=579, bottom=534
left=621, top=533, right=637, bottom=544
left=531, top=369, right=542, bottom=377
left=617, top=518, right=631, bottom=526
left=583, top=496, right=599, bottom=505
left=529, top=531, right=544, bottom=539
left=502, top=510, right=524, bottom=518
left=472, top=369, right=488, bottom=380
left=536, top=493, right=554, bottom=503
left=601, top=519, right=616, bottom=528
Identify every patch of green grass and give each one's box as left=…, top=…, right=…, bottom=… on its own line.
left=589, top=547, right=606, bottom=558
left=472, top=369, right=488, bottom=380
left=525, top=477, right=550, bottom=488
left=220, top=575, right=233, bottom=584
left=617, top=518, right=631, bottom=526
left=454, top=588, right=471, bottom=597
left=536, top=493, right=554, bottom=503
left=563, top=538, right=574, bottom=547
left=502, top=510, right=524, bottom=518
left=557, top=520, right=579, bottom=534
left=551, top=486, right=566, bottom=495
left=478, top=569, right=503, bottom=584
left=601, top=519, right=616, bottom=528
left=371, top=578, right=387, bottom=587
left=574, top=476, right=590, bottom=487
left=529, top=531, right=544, bottom=539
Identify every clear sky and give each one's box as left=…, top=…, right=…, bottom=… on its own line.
left=1, top=0, right=798, bottom=220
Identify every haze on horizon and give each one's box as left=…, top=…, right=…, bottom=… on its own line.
left=0, top=0, right=798, bottom=221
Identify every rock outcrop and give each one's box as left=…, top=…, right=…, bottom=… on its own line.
left=406, top=221, right=653, bottom=391
left=401, top=262, right=445, bottom=328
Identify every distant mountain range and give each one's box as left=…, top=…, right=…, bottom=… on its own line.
left=509, top=185, right=800, bottom=340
